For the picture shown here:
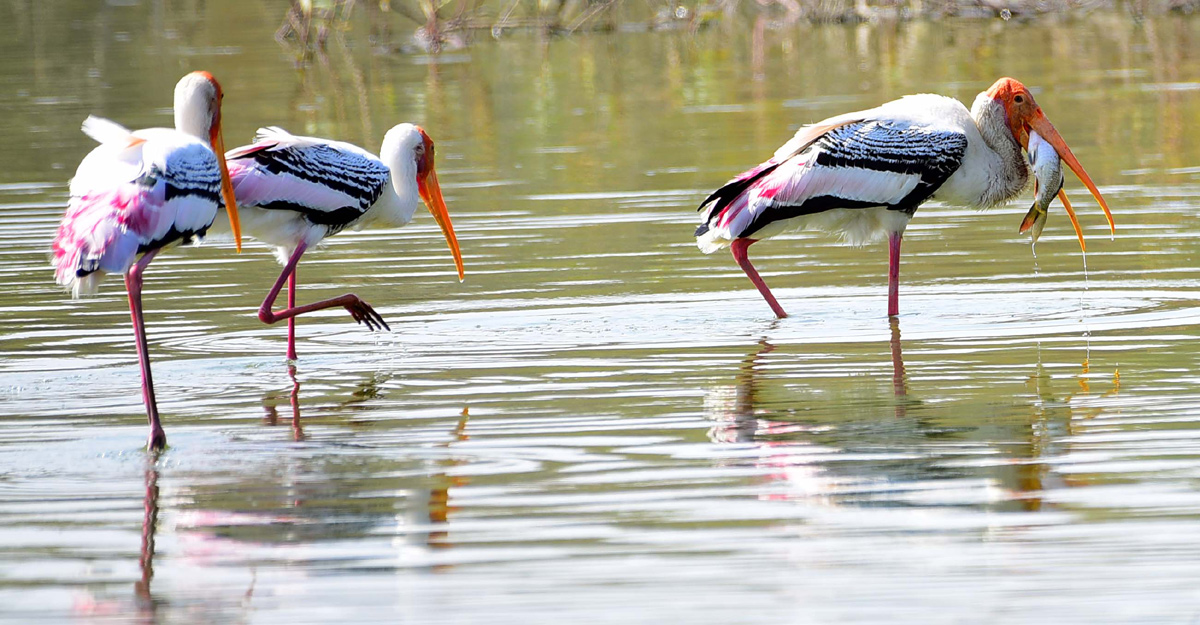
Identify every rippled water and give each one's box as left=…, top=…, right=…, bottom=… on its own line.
left=4, top=2, right=1200, bottom=623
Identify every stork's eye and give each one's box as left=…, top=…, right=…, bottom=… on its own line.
left=1014, top=95, right=1024, bottom=104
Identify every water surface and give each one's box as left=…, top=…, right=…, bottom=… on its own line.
left=3, top=3, right=1200, bottom=623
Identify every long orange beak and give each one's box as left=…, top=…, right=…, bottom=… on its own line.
left=1057, top=189, right=1085, bottom=254
left=1026, top=111, right=1114, bottom=239
left=417, top=169, right=464, bottom=281
left=210, top=122, right=242, bottom=252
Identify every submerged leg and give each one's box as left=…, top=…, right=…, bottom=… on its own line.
left=730, top=238, right=788, bottom=319
left=258, top=241, right=390, bottom=359
left=888, top=231, right=902, bottom=317
left=125, top=249, right=166, bottom=451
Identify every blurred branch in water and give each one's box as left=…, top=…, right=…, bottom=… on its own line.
left=276, top=0, right=625, bottom=55
left=273, top=0, right=1200, bottom=57
left=410, top=0, right=623, bottom=51
left=699, top=0, right=1200, bottom=23
left=276, top=0, right=359, bottom=60
left=696, top=0, right=1123, bottom=24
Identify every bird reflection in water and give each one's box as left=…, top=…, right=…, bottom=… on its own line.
left=704, top=336, right=839, bottom=502
left=261, top=367, right=394, bottom=441
left=134, top=461, right=160, bottom=618
left=704, top=321, right=918, bottom=504
left=259, top=374, right=472, bottom=573
left=127, top=406, right=470, bottom=614
left=70, top=460, right=165, bottom=619
left=262, top=365, right=304, bottom=441
left=890, top=317, right=910, bottom=419
left=423, top=408, right=471, bottom=572
left=1017, top=343, right=1120, bottom=510
left=73, top=454, right=259, bottom=620
left=704, top=338, right=782, bottom=445
left=708, top=319, right=912, bottom=445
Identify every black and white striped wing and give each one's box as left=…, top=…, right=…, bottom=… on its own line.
left=699, top=119, right=967, bottom=242
left=227, top=129, right=391, bottom=231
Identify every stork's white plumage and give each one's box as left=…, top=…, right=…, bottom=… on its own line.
left=697, top=77, right=1113, bottom=319
left=218, top=123, right=464, bottom=360
left=50, top=71, right=242, bottom=450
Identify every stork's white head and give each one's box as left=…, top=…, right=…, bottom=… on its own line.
left=381, top=123, right=464, bottom=282
left=982, top=77, right=1113, bottom=238
left=173, top=71, right=242, bottom=252
left=174, top=72, right=220, bottom=140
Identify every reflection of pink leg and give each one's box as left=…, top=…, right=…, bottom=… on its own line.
left=888, top=231, right=902, bottom=318
left=288, top=364, right=303, bottom=442
left=135, top=465, right=159, bottom=606
left=125, top=249, right=166, bottom=450
left=890, top=317, right=908, bottom=419
left=890, top=317, right=906, bottom=396
left=287, top=269, right=297, bottom=361
left=258, top=241, right=390, bottom=360
left=731, top=238, right=788, bottom=319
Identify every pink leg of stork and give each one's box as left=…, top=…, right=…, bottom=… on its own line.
left=125, top=249, right=166, bottom=451
left=258, top=241, right=389, bottom=360
left=731, top=238, right=788, bottom=319
left=888, top=231, right=902, bottom=318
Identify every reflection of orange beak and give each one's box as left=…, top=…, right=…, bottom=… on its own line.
left=1025, top=110, right=1114, bottom=244
left=417, top=169, right=464, bottom=281
left=210, top=121, right=242, bottom=252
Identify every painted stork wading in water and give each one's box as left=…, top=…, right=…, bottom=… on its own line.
left=696, top=77, right=1114, bottom=319
left=51, top=72, right=243, bottom=451
left=216, top=124, right=464, bottom=360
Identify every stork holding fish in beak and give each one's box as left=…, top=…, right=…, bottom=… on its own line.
left=1019, top=129, right=1084, bottom=252
left=696, top=77, right=1114, bottom=318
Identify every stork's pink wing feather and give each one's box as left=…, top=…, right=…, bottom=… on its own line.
left=53, top=128, right=224, bottom=296
left=52, top=186, right=159, bottom=289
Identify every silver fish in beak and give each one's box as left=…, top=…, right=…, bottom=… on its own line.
left=1019, top=131, right=1065, bottom=244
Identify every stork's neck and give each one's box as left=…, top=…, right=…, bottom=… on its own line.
left=970, top=93, right=1029, bottom=207
left=366, top=135, right=421, bottom=228
left=174, top=107, right=210, bottom=140
left=173, top=85, right=213, bottom=141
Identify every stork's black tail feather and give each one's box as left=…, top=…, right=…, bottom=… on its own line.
left=696, top=159, right=782, bottom=231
